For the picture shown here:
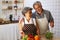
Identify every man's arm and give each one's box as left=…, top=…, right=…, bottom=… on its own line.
left=49, top=12, right=54, bottom=27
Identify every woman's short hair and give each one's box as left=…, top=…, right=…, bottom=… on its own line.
left=22, top=7, right=32, bottom=16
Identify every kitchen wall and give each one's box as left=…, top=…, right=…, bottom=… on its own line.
left=0, top=0, right=60, bottom=37
left=0, top=0, right=2, bottom=14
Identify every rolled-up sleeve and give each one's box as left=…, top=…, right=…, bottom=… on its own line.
left=49, top=12, right=54, bottom=22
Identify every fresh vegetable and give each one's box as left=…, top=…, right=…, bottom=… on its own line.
left=28, top=34, right=34, bottom=38
left=28, top=34, right=35, bottom=40
left=45, top=32, right=53, bottom=39
left=22, top=35, right=28, bottom=40
left=34, top=35, right=40, bottom=40
left=22, top=34, right=40, bottom=40
left=27, top=37, right=35, bottom=40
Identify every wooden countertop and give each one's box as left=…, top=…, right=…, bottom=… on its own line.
left=40, top=35, right=60, bottom=40
left=0, top=20, right=19, bottom=25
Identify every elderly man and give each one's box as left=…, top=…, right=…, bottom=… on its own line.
left=32, top=1, right=54, bottom=35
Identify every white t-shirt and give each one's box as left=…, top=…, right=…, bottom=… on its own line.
left=19, top=17, right=36, bottom=27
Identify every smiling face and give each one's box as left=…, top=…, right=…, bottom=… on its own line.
left=25, top=10, right=32, bottom=18
left=34, top=3, right=43, bottom=13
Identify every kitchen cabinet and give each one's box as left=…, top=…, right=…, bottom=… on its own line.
left=0, top=23, right=21, bottom=40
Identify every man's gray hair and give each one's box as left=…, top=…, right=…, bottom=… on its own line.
left=33, top=1, right=42, bottom=8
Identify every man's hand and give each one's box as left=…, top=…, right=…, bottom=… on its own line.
left=50, top=21, right=54, bottom=28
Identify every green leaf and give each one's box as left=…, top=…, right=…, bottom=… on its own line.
left=45, top=32, right=53, bottom=39
left=22, top=35, right=28, bottom=40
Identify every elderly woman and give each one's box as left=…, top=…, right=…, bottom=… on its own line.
left=19, top=7, right=40, bottom=38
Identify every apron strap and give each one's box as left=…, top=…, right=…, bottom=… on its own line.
left=32, top=18, right=35, bottom=24
left=44, top=14, right=47, bottom=17
left=24, top=18, right=34, bottom=24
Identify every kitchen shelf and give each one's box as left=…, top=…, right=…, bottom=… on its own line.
left=14, top=1, right=24, bottom=4
left=2, top=1, right=12, bottom=4
left=2, top=0, right=24, bottom=21
left=14, top=8, right=23, bottom=10
left=2, top=9, right=12, bottom=10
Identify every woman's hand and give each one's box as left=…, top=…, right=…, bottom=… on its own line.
left=20, top=31, right=25, bottom=38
